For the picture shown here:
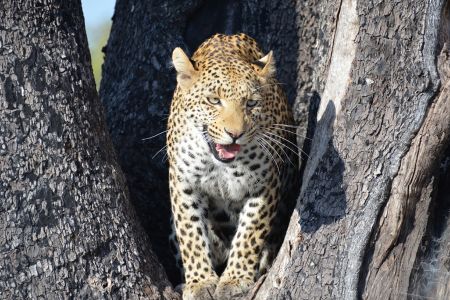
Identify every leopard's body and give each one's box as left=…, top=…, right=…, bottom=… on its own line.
left=167, top=33, right=298, bottom=299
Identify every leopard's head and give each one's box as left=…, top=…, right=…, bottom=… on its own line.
left=172, top=35, right=285, bottom=163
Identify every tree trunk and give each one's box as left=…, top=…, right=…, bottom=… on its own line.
left=253, top=0, right=450, bottom=299
left=0, top=1, right=177, bottom=299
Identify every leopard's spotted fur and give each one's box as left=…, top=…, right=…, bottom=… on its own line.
left=167, top=33, right=298, bottom=300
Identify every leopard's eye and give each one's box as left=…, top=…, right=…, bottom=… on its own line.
left=207, top=97, right=221, bottom=105
left=246, top=99, right=258, bottom=108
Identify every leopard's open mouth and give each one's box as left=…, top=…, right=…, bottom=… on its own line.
left=203, top=126, right=241, bottom=163
left=209, top=142, right=241, bottom=163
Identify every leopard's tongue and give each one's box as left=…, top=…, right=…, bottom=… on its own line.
left=215, top=143, right=241, bottom=159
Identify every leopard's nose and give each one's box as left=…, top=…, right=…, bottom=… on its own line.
left=224, top=128, right=245, bottom=141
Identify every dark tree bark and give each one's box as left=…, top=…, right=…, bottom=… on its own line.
left=99, top=0, right=202, bottom=284
left=0, top=1, right=177, bottom=299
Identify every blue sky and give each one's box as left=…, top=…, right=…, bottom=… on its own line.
left=81, top=0, right=116, bottom=45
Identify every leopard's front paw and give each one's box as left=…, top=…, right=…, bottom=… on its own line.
left=182, top=278, right=218, bottom=300
left=213, top=278, right=253, bottom=300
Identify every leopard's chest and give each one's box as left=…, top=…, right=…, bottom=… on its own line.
left=174, top=127, right=272, bottom=207
left=199, top=164, right=253, bottom=203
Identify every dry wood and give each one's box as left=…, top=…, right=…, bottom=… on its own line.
left=362, top=39, right=450, bottom=300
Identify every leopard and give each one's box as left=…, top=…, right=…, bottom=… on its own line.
left=167, top=33, right=298, bottom=300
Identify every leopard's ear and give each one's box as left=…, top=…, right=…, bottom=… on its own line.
left=172, top=47, right=198, bottom=90
left=257, top=51, right=276, bottom=80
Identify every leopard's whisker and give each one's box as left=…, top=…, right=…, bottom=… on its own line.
left=257, top=134, right=288, bottom=167
left=266, top=130, right=310, bottom=159
left=258, top=136, right=284, bottom=164
left=264, top=131, right=310, bottom=159
left=142, top=129, right=168, bottom=141
left=256, top=138, right=280, bottom=175
left=152, top=144, right=168, bottom=159
left=264, top=134, right=300, bottom=162
left=260, top=136, right=295, bottom=169
left=266, top=128, right=313, bottom=155
left=260, top=133, right=295, bottom=166
left=255, top=142, right=276, bottom=177
left=267, top=125, right=312, bottom=140
left=271, top=123, right=300, bottom=129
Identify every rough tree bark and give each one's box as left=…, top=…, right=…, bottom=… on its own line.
left=0, top=1, right=177, bottom=299
left=253, top=0, right=450, bottom=299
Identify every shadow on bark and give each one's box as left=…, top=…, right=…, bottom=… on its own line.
left=408, top=145, right=450, bottom=298
left=298, top=100, right=347, bottom=233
